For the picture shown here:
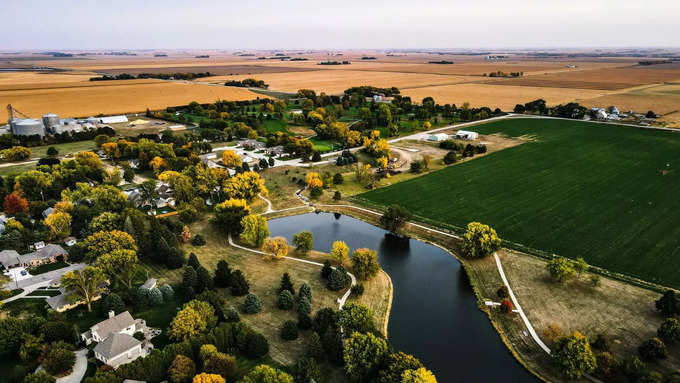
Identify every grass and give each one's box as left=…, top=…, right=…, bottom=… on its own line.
left=26, top=289, right=61, bottom=297
left=360, top=118, right=680, bottom=287
left=0, top=162, right=37, bottom=176
left=2, top=298, right=47, bottom=317
left=29, top=140, right=96, bottom=157
left=27, top=261, right=69, bottom=275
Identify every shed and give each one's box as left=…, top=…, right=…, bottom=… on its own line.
left=455, top=130, right=479, bottom=140
left=100, top=115, right=129, bottom=124
left=427, top=133, right=449, bottom=142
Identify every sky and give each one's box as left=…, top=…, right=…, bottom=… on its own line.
left=2, top=0, right=679, bottom=50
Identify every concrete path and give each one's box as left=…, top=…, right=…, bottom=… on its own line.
left=227, top=234, right=356, bottom=309
left=2, top=263, right=86, bottom=304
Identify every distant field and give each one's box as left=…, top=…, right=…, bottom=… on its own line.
left=95, top=64, right=316, bottom=76
left=0, top=81, right=265, bottom=118
left=202, top=70, right=473, bottom=94
left=578, top=90, right=680, bottom=115
left=359, top=118, right=680, bottom=287
left=402, top=83, right=608, bottom=109
left=0, top=71, right=95, bottom=86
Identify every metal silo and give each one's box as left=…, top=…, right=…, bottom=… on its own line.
left=12, top=119, right=46, bottom=137
left=42, top=113, right=60, bottom=131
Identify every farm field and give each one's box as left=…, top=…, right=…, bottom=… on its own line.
left=359, top=118, right=680, bottom=287
left=578, top=91, right=680, bottom=115
left=401, top=83, right=608, bottom=110
left=0, top=71, right=96, bottom=86
left=0, top=80, right=265, bottom=118
left=201, top=70, right=474, bottom=93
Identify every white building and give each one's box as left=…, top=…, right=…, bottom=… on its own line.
left=455, top=130, right=479, bottom=140
left=82, top=311, right=152, bottom=368
left=100, top=115, right=129, bottom=124
left=427, top=133, right=449, bottom=142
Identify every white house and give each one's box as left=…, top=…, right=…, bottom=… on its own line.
left=595, top=109, right=608, bottom=120
left=82, top=311, right=152, bottom=368
left=427, top=133, right=449, bottom=142
left=455, top=130, right=479, bottom=140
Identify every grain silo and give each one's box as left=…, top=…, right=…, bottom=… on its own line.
left=42, top=113, right=60, bottom=131
left=12, top=119, right=46, bottom=137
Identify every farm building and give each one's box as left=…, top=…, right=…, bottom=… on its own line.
left=455, top=130, right=479, bottom=140
left=100, top=115, right=128, bottom=124
left=427, top=133, right=450, bottom=142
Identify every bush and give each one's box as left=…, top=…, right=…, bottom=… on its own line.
left=594, top=352, right=619, bottom=381
left=638, top=338, right=667, bottom=361
left=293, top=231, right=314, bottom=254
left=277, top=290, right=294, bottom=310
left=658, top=318, right=680, bottom=344
left=101, top=293, right=125, bottom=315
left=409, top=160, right=424, bottom=173
left=351, top=248, right=381, bottom=280
left=291, top=357, right=321, bottom=383
left=351, top=284, right=364, bottom=296
left=46, top=147, right=58, bottom=156
left=327, top=266, right=350, bottom=291
left=22, top=371, right=55, bottom=383
left=281, top=320, right=299, bottom=340
left=42, top=343, right=75, bottom=376
left=306, top=332, right=324, bottom=361
left=204, top=352, right=236, bottom=380
left=191, top=234, right=206, bottom=246
left=321, top=261, right=333, bottom=279
left=333, top=191, right=342, bottom=200
left=500, top=299, right=513, bottom=313
left=278, top=272, right=295, bottom=295
left=496, top=285, right=509, bottom=298
left=179, top=207, right=199, bottom=224
left=443, top=151, right=458, bottom=164
left=552, top=332, right=596, bottom=379
left=622, top=356, right=647, bottom=382
left=147, top=287, right=164, bottom=306
left=242, top=293, right=262, bottom=314
left=213, top=260, right=232, bottom=288
left=333, top=173, right=344, bottom=184
left=656, top=290, right=680, bottom=316
left=310, top=187, right=323, bottom=199
left=592, top=334, right=610, bottom=352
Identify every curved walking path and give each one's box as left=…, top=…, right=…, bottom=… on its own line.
left=227, top=234, right=356, bottom=309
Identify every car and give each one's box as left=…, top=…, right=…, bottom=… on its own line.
left=20, top=270, right=27, bottom=276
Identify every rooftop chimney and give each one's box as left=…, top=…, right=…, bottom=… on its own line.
left=108, top=310, right=115, bottom=319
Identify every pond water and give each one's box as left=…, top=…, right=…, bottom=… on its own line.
left=268, top=212, right=536, bottom=382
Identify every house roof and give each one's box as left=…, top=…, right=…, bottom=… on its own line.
left=42, top=207, right=54, bottom=218
left=0, top=249, right=20, bottom=267
left=141, top=278, right=157, bottom=289
left=91, top=311, right=135, bottom=339
left=17, top=244, right=67, bottom=264
left=94, top=333, right=141, bottom=359
left=46, top=293, right=72, bottom=310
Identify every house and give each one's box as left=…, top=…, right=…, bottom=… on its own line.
left=241, top=139, right=266, bottom=150
left=82, top=311, right=153, bottom=368
left=16, top=244, right=67, bottom=268
left=595, top=109, right=608, bottom=120
left=265, top=146, right=284, bottom=157
left=0, top=249, right=20, bottom=270
left=141, top=278, right=157, bottom=289
left=455, top=130, right=479, bottom=140
left=427, top=133, right=449, bottom=142
left=64, top=237, right=77, bottom=247
left=42, top=207, right=54, bottom=219
left=34, top=241, right=46, bottom=250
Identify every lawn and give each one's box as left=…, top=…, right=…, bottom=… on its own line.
left=359, top=118, right=680, bottom=287
left=29, top=140, right=96, bottom=158
left=27, top=261, right=69, bottom=275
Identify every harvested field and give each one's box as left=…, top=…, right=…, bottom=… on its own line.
left=485, top=66, right=680, bottom=90
left=0, top=71, right=97, bottom=88
left=95, top=64, right=317, bottom=76
left=206, top=70, right=473, bottom=94
left=360, top=118, right=680, bottom=288
left=401, top=83, right=607, bottom=110
left=578, top=92, right=680, bottom=115
left=0, top=81, right=264, bottom=118
left=659, top=111, right=680, bottom=127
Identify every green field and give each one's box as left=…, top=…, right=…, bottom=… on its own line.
left=360, top=118, right=680, bottom=287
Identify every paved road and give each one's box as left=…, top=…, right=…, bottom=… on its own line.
left=2, top=263, right=86, bottom=298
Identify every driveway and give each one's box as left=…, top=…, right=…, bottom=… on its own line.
left=34, top=349, right=87, bottom=383
left=4, top=263, right=86, bottom=290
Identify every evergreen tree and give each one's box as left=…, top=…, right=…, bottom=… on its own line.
left=188, top=252, right=201, bottom=270
left=213, top=260, right=232, bottom=288
left=278, top=272, right=295, bottom=295
left=321, top=260, right=333, bottom=279
left=196, top=266, right=214, bottom=293
left=230, top=270, right=250, bottom=296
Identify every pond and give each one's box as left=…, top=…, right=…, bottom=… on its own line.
left=268, top=212, right=536, bottom=382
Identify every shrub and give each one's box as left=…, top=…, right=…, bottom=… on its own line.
left=552, top=332, right=596, bottom=379
left=179, top=206, right=199, bottom=224
left=321, top=260, right=333, bottom=279
left=168, top=354, right=196, bottom=383
left=191, top=234, right=206, bottom=246
left=622, top=356, right=647, bottom=382
left=443, top=151, right=457, bottom=164
left=461, top=222, right=501, bottom=258
left=22, top=371, right=55, bottom=383
left=199, top=344, right=218, bottom=362
left=261, top=236, right=289, bottom=259
left=102, top=293, right=125, bottom=315
left=242, top=293, right=262, bottom=314
left=224, top=306, right=240, bottom=322
left=298, top=283, right=312, bottom=303
left=291, top=357, right=321, bottom=383
left=592, top=334, right=610, bottom=352
left=147, top=287, right=164, bottom=306
left=309, top=187, right=323, bottom=199
left=159, top=284, right=174, bottom=301
left=306, top=332, right=324, bottom=361
left=281, top=320, right=299, bottom=340
left=658, top=318, right=680, bottom=344
left=214, top=260, right=232, bottom=288
left=547, top=257, right=577, bottom=283
left=500, top=299, right=513, bottom=313
left=46, top=147, right=58, bottom=156
left=638, top=338, right=667, bottom=361
left=327, top=266, right=350, bottom=291
left=333, top=191, right=342, bottom=200
left=656, top=290, right=680, bottom=316
left=204, top=352, right=236, bottom=380
left=496, top=285, right=509, bottom=298
left=333, top=173, right=344, bottom=184
left=351, top=248, right=381, bottom=280
left=351, top=284, right=364, bottom=296
left=594, top=352, right=619, bottom=381
left=277, top=290, right=294, bottom=310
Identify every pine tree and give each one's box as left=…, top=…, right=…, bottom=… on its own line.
left=188, top=252, right=201, bottom=270
left=278, top=272, right=295, bottom=295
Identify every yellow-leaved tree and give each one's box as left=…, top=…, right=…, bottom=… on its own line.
left=306, top=172, right=323, bottom=189
left=331, top=241, right=349, bottom=265
left=169, top=306, right=207, bottom=342
left=262, top=237, right=289, bottom=259
left=221, top=150, right=242, bottom=168
left=376, top=156, right=388, bottom=170
left=401, top=368, right=438, bottom=383
left=97, top=249, right=138, bottom=288
left=45, top=211, right=71, bottom=239
left=192, top=373, right=225, bottom=383
left=149, top=156, right=168, bottom=174
left=223, top=171, right=267, bottom=201
left=240, top=214, right=269, bottom=248
left=82, top=230, right=137, bottom=262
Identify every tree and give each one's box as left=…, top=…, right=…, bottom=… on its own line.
left=461, top=222, right=501, bottom=258
left=240, top=365, right=293, bottom=383
left=214, top=260, right=232, bottom=288
left=401, top=368, right=437, bottom=383
left=204, top=352, right=236, bottom=380
left=200, top=344, right=219, bottom=362
left=277, top=290, right=294, bottom=310
left=658, top=318, right=680, bottom=344
left=333, top=172, right=344, bottom=184
left=169, top=354, right=196, bottom=383
left=3, top=192, right=29, bottom=214
left=97, top=249, right=138, bottom=288
left=547, top=257, right=578, bottom=283
left=185, top=299, right=217, bottom=329
left=222, top=150, right=242, bottom=167
left=82, top=230, right=137, bottom=262
left=500, top=299, right=513, bottom=314
left=291, top=357, right=321, bottom=383
left=241, top=215, right=269, bottom=247
left=196, top=266, right=214, bottom=293
left=351, top=248, right=381, bottom=280
left=262, top=237, right=289, bottom=259
left=339, top=303, right=377, bottom=335
left=378, top=352, right=424, bottom=383
left=297, top=297, right=311, bottom=316
left=22, top=371, right=55, bottom=383
left=552, top=331, right=596, bottom=379
left=101, top=293, right=125, bottom=315
left=572, top=257, right=589, bottom=277
left=330, top=241, right=349, bottom=265
left=321, top=260, right=333, bottom=279
left=281, top=320, right=299, bottom=340
left=278, top=272, right=295, bottom=295
left=245, top=333, right=269, bottom=359
left=230, top=270, right=250, bottom=296
left=299, top=283, right=312, bottom=303
left=443, top=151, right=457, bottom=164
left=243, top=293, right=262, bottom=314
left=379, top=205, right=412, bottom=234
left=223, top=171, right=268, bottom=201
left=344, top=332, right=389, bottom=382
left=496, top=285, right=509, bottom=298
left=19, top=334, right=43, bottom=363
left=45, top=211, right=71, bottom=239
left=638, top=337, right=667, bottom=361
left=88, top=212, right=120, bottom=233
left=212, top=198, right=251, bottom=234
left=15, top=171, right=52, bottom=201
left=192, top=373, right=225, bottom=383
left=327, top=266, right=350, bottom=291
left=168, top=306, right=206, bottom=341
left=46, top=147, right=58, bottom=156
left=656, top=290, right=680, bottom=316
left=123, top=167, right=135, bottom=183
left=41, top=342, right=76, bottom=376
left=292, top=231, right=313, bottom=254
left=60, top=266, right=107, bottom=312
